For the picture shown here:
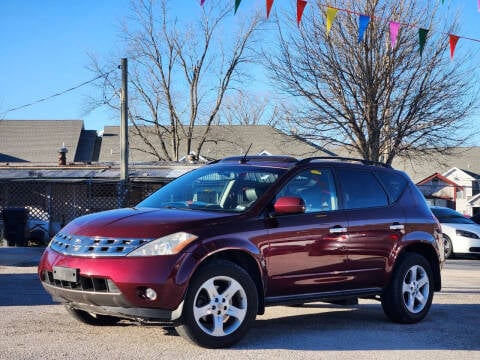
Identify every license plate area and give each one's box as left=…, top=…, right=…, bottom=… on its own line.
left=53, top=266, right=79, bottom=282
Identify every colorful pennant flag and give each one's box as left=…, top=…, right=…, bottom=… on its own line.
left=326, top=7, right=338, bottom=36
left=449, top=34, right=460, bottom=60
left=266, top=0, right=274, bottom=19
left=235, top=0, right=242, bottom=14
left=389, top=21, right=400, bottom=48
left=418, top=28, right=429, bottom=55
left=297, top=0, right=307, bottom=26
left=200, top=0, right=205, bottom=5
left=358, top=15, right=370, bottom=43
left=478, top=0, right=480, bottom=11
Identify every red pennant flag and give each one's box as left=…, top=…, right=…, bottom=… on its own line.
left=200, top=0, right=205, bottom=5
left=297, top=0, right=307, bottom=26
left=449, top=34, right=460, bottom=60
left=266, top=0, right=274, bottom=19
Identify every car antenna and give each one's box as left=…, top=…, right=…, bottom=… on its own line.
left=240, top=143, right=253, bottom=164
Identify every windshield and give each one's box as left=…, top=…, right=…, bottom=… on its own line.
left=137, top=165, right=285, bottom=212
left=431, top=207, right=476, bottom=224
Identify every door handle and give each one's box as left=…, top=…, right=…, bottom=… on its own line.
left=390, top=223, right=405, bottom=231
left=329, top=226, right=347, bottom=234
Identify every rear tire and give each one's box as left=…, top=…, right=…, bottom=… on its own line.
left=381, top=253, right=434, bottom=324
left=65, top=306, right=121, bottom=326
left=175, top=260, right=258, bottom=348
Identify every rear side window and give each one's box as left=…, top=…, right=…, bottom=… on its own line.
left=338, top=169, right=388, bottom=209
left=375, top=171, right=408, bottom=203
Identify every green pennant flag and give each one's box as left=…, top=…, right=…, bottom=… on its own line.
left=418, top=28, right=429, bottom=55
left=235, top=0, right=242, bottom=14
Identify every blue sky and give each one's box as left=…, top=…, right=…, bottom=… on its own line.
left=1, top=0, right=480, bottom=137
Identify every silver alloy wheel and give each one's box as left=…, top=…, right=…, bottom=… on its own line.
left=193, top=276, right=248, bottom=337
left=402, top=264, right=430, bottom=313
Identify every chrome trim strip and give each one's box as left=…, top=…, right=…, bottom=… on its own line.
left=50, top=232, right=153, bottom=257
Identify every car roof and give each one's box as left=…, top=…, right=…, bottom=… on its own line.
left=214, top=156, right=393, bottom=170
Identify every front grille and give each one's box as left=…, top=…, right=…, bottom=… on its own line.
left=42, top=270, right=120, bottom=293
left=50, top=232, right=152, bottom=257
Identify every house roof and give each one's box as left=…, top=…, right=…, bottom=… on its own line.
left=0, top=163, right=200, bottom=181
left=331, top=145, right=480, bottom=182
left=467, top=193, right=480, bottom=207
left=0, top=120, right=88, bottom=163
left=98, top=125, right=333, bottom=163
left=1, top=120, right=478, bottom=185
left=416, top=172, right=463, bottom=188
left=443, top=167, right=478, bottom=181
left=393, top=148, right=480, bottom=182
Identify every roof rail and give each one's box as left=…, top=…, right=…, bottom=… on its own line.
left=297, top=156, right=391, bottom=168
left=218, top=155, right=298, bottom=164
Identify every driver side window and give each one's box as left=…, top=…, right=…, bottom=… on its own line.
left=277, top=168, right=338, bottom=213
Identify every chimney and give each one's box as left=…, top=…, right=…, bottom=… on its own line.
left=58, top=142, right=68, bottom=166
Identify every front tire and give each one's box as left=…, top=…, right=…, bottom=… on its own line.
left=65, top=306, right=121, bottom=326
left=443, top=234, right=453, bottom=259
left=381, top=253, right=434, bottom=324
left=175, top=260, right=258, bottom=348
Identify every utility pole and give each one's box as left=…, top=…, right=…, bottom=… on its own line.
left=119, top=58, right=129, bottom=207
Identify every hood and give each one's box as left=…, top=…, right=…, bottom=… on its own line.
left=61, top=207, right=237, bottom=238
left=441, top=222, right=480, bottom=235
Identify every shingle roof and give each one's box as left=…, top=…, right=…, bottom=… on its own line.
left=330, top=146, right=480, bottom=182
left=0, top=120, right=85, bottom=163
left=392, top=148, right=480, bottom=182
left=1, top=120, right=478, bottom=183
left=98, top=125, right=333, bottom=162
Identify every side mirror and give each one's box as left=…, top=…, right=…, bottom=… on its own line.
left=273, top=196, right=306, bottom=215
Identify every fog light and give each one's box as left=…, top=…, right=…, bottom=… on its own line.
left=144, top=288, right=157, bottom=301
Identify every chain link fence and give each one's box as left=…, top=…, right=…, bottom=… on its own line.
left=0, top=180, right=165, bottom=242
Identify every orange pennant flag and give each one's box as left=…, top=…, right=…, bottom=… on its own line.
left=297, top=0, right=307, bottom=26
left=449, top=34, right=460, bottom=60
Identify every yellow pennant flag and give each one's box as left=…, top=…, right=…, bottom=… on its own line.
left=326, top=7, right=338, bottom=36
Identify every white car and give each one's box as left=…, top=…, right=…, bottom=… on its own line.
left=430, top=206, right=480, bottom=259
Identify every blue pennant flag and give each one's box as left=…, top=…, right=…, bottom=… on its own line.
left=358, top=15, right=370, bottom=43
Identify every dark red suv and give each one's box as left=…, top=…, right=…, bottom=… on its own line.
left=38, top=156, right=444, bottom=348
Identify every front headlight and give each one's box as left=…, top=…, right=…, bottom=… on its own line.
left=127, top=232, right=198, bottom=256
left=456, top=229, right=480, bottom=239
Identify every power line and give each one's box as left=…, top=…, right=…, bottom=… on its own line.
left=4, top=68, right=117, bottom=114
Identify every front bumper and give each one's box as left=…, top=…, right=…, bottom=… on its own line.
left=38, top=246, right=189, bottom=320
left=41, top=282, right=183, bottom=321
left=452, top=236, right=480, bottom=254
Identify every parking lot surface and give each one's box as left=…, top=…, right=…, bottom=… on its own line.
left=0, top=247, right=479, bottom=359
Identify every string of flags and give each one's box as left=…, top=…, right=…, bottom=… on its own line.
left=199, top=0, right=480, bottom=60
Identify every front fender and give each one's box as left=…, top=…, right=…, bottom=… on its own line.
left=175, top=237, right=266, bottom=289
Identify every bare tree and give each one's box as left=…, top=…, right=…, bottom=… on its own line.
left=264, top=0, right=479, bottom=165
left=90, top=0, right=263, bottom=161
left=220, top=90, right=281, bottom=126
